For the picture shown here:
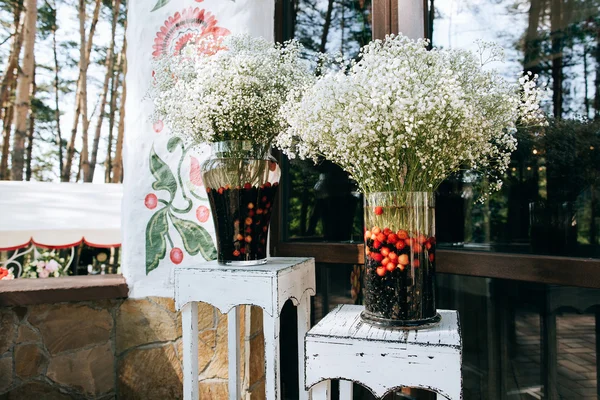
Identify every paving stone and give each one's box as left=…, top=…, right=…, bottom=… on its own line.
left=117, top=344, right=182, bottom=400
left=15, top=344, right=46, bottom=379
left=0, top=309, right=16, bottom=354
left=3, top=381, right=71, bottom=399
left=47, top=342, right=114, bottom=395
left=28, top=303, right=112, bottom=355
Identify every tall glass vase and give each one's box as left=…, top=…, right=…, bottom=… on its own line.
left=362, top=191, right=440, bottom=328
left=201, top=140, right=281, bottom=265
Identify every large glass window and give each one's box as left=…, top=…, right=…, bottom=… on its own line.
left=430, top=1, right=600, bottom=258
left=279, top=0, right=372, bottom=243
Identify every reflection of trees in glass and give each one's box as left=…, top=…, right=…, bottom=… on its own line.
left=430, top=1, right=600, bottom=256
left=283, top=0, right=371, bottom=242
left=294, top=0, right=371, bottom=60
left=519, top=0, right=600, bottom=118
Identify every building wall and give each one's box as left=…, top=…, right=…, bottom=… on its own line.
left=0, top=298, right=265, bottom=399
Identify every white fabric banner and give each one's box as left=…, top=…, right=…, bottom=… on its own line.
left=123, top=0, right=275, bottom=298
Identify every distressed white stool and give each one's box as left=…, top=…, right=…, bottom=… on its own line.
left=175, top=257, right=316, bottom=400
left=305, top=304, right=462, bottom=400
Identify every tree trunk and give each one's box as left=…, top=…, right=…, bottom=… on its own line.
left=87, top=0, right=121, bottom=182
left=1, top=104, right=14, bottom=180
left=112, top=32, right=127, bottom=184
left=51, top=0, right=63, bottom=178
left=105, top=48, right=123, bottom=183
left=319, top=0, right=335, bottom=53
left=25, top=64, right=36, bottom=181
left=62, top=0, right=102, bottom=181
left=595, top=25, right=600, bottom=118
left=550, top=0, right=563, bottom=119
left=0, top=3, right=24, bottom=114
left=524, top=0, right=544, bottom=75
left=11, top=0, right=37, bottom=181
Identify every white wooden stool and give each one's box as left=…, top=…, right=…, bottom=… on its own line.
left=305, top=304, right=462, bottom=400
left=175, top=257, right=316, bottom=400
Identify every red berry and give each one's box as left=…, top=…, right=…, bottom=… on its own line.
left=372, top=227, right=381, bottom=235
left=144, top=193, right=158, bottom=210
left=395, top=241, right=406, bottom=251
left=386, top=262, right=396, bottom=272
left=373, top=240, right=382, bottom=249
left=240, top=248, right=246, bottom=254
left=412, top=259, right=420, bottom=268
left=218, top=187, right=225, bottom=195
left=248, top=202, right=254, bottom=209
left=245, top=217, right=253, bottom=225
left=257, top=208, right=264, bottom=215
left=380, top=247, right=390, bottom=257
left=425, top=242, right=433, bottom=250
left=388, top=252, right=398, bottom=261
left=376, top=266, right=386, bottom=277
left=273, top=182, right=279, bottom=187
left=225, top=184, right=231, bottom=190
left=196, top=206, right=210, bottom=223
left=376, top=233, right=386, bottom=243
left=364, top=230, right=372, bottom=241
left=248, top=210, right=255, bottom=217
left=412, top=243, right=423, bottom=253
left=233, top=250, right=241, bottom=257
left=264, top=182, right=272, bottom=188
left=245, top=236, right=252, bottom=243
left=398, top=254, right=409, bottom=266
left=381, top=257, right=390, bottom=266
left=418, top=234, right=427, bottom=245
left=397, top=230, right=409, bottom=240
left=429, top=237, right=436, bottom=245
left=265, top=203, right=271, bottom=209
left=236, top=234, right=244, bottom=241
left=429, top=253, right=435, bottom=262
left=383, top=227, right=391, bottom=235
left=263, top=226, right=268, bottom=232
left=387, top=233, right=398, bottom=244
left=262, top=196, right=268, bottom=203
left=374, top=206, right=383, bottom=215
left=170, top=248, right=183, bottom=264
left=405, top=238, right=413, bottom=246
left=244, top=183, right=252, bottom=190
left=206, top=187, right=211, bottom=193
left=371, top=253, right=383, bottom=262
left=399, top=264, right=406, bottom=271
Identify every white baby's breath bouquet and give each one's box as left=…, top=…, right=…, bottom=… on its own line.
left=150, top=34, right=314, bottom=147
left=278, top=34, right=545, bottom=199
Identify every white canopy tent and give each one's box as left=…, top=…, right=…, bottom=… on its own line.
left=0, top=182, right=122, bottom=250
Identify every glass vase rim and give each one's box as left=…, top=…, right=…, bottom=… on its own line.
left=209, top=140, right=272, bottom=157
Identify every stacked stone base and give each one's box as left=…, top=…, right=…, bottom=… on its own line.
left=0, top=298, right=265, bottom=399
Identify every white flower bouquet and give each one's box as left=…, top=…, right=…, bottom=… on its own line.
left=278, top=34, right=545, bottom=198
left=150, top=34, right=314, bottom=147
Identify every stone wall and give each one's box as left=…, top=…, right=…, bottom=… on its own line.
left=0, top=298, right=265, bottom=399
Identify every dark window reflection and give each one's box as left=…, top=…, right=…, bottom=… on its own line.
left=431, top=0, right=600, bottom=258
left=281, top=0, right=371, bottom=242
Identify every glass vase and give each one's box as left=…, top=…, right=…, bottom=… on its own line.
left=201, top=140, right=281, bottom=265
left=362, top=191, right=440, bottom=328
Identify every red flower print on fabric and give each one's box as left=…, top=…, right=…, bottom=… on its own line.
left=152, top=7, right=230, bottom=59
